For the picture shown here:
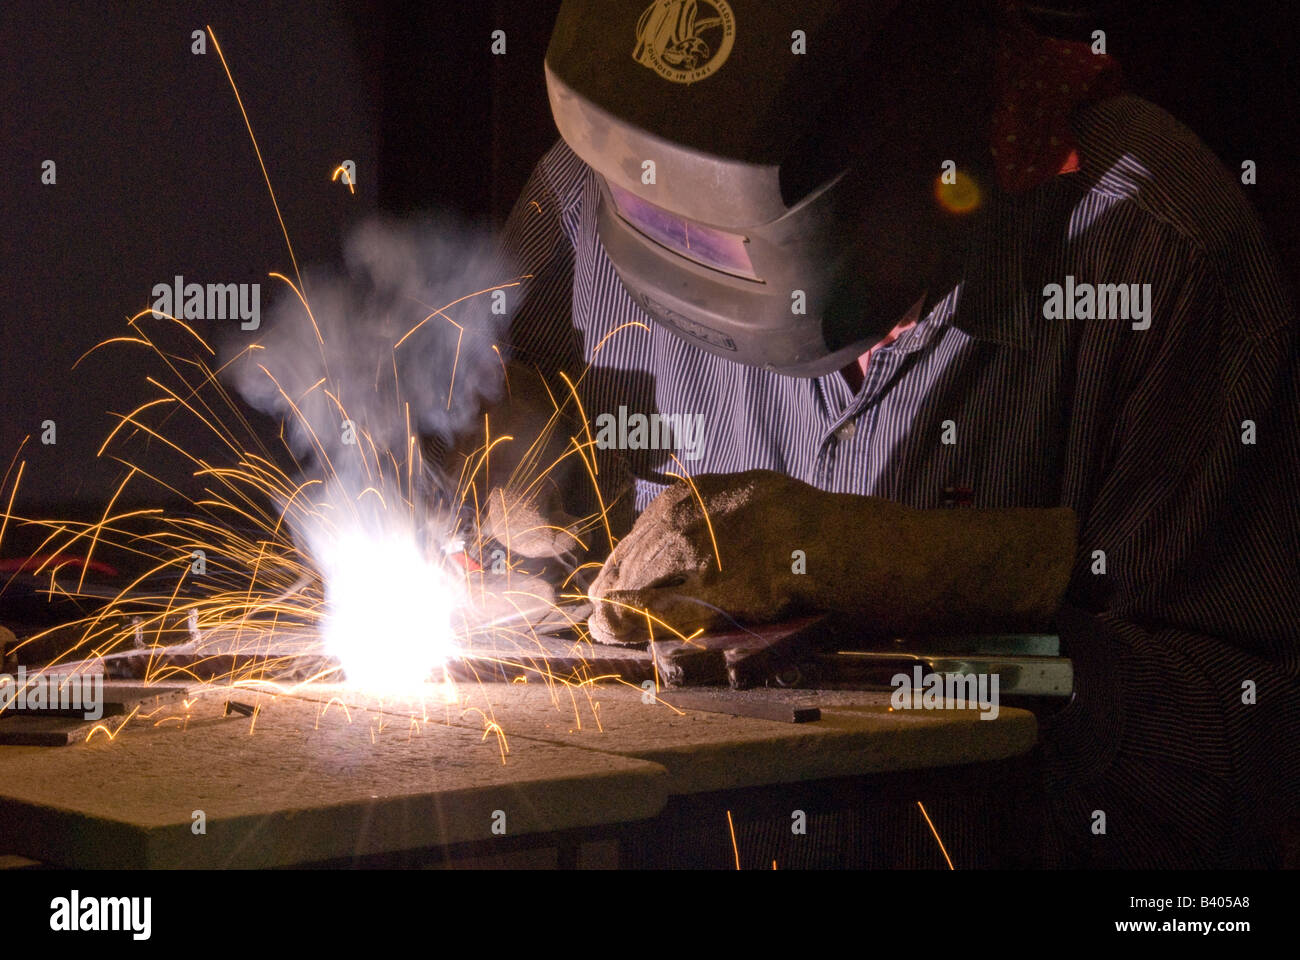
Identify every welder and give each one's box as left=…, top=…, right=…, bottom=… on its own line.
left=483, top=0, right=1299, bottom=867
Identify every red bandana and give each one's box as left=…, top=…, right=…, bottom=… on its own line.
left=846, top=18, right=1123, bottom=387
left=991, top=23, right=1124, bottom=192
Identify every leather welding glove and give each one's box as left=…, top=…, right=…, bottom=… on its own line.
left=587, top=469, right=1077, bottom=645
left=483, top=482, right=585, bottom=559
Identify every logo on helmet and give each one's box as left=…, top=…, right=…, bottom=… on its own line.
left=633, top=0, right=735, bottom=84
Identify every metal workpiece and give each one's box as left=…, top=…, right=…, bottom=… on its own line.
left=829, top=651, right=1074, bottom=697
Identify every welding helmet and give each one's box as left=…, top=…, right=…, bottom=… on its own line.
left=545, top=0, right=980, bottom=377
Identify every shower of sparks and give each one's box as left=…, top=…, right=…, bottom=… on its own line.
left=0, top=299, right=697, bottom=755
left=0, top=24, right=716, bottom=758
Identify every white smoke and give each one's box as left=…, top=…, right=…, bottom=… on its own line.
left=231, top=217, right=512, bottom=457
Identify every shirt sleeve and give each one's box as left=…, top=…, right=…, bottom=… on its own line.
left=1042, top=246, right=1299, bottom=867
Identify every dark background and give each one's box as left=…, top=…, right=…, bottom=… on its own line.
left=1, top=0, right=1296, bottom=524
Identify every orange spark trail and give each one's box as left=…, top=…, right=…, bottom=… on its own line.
left=666, top=453, right=721, bottom=572
left=917, top=800, right=954, bottom=869
left=331, top=164, right=356, bottom=194
left=207, top=25, right=304, bottom=292
left=726, top=809, right=741, bottom=870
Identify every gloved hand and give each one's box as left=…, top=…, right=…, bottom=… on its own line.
left=482, top=482, right=584, bottom=559
left=586, top=469, right=1077, bottom=645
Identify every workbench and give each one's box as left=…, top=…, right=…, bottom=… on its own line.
left=0, top=679, right=1037, bottom=868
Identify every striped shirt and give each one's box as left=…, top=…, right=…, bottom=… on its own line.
left=499, top=94, right=1299, bottom=867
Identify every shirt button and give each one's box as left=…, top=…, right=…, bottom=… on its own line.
left=836, top=421, right=857, bottom=441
